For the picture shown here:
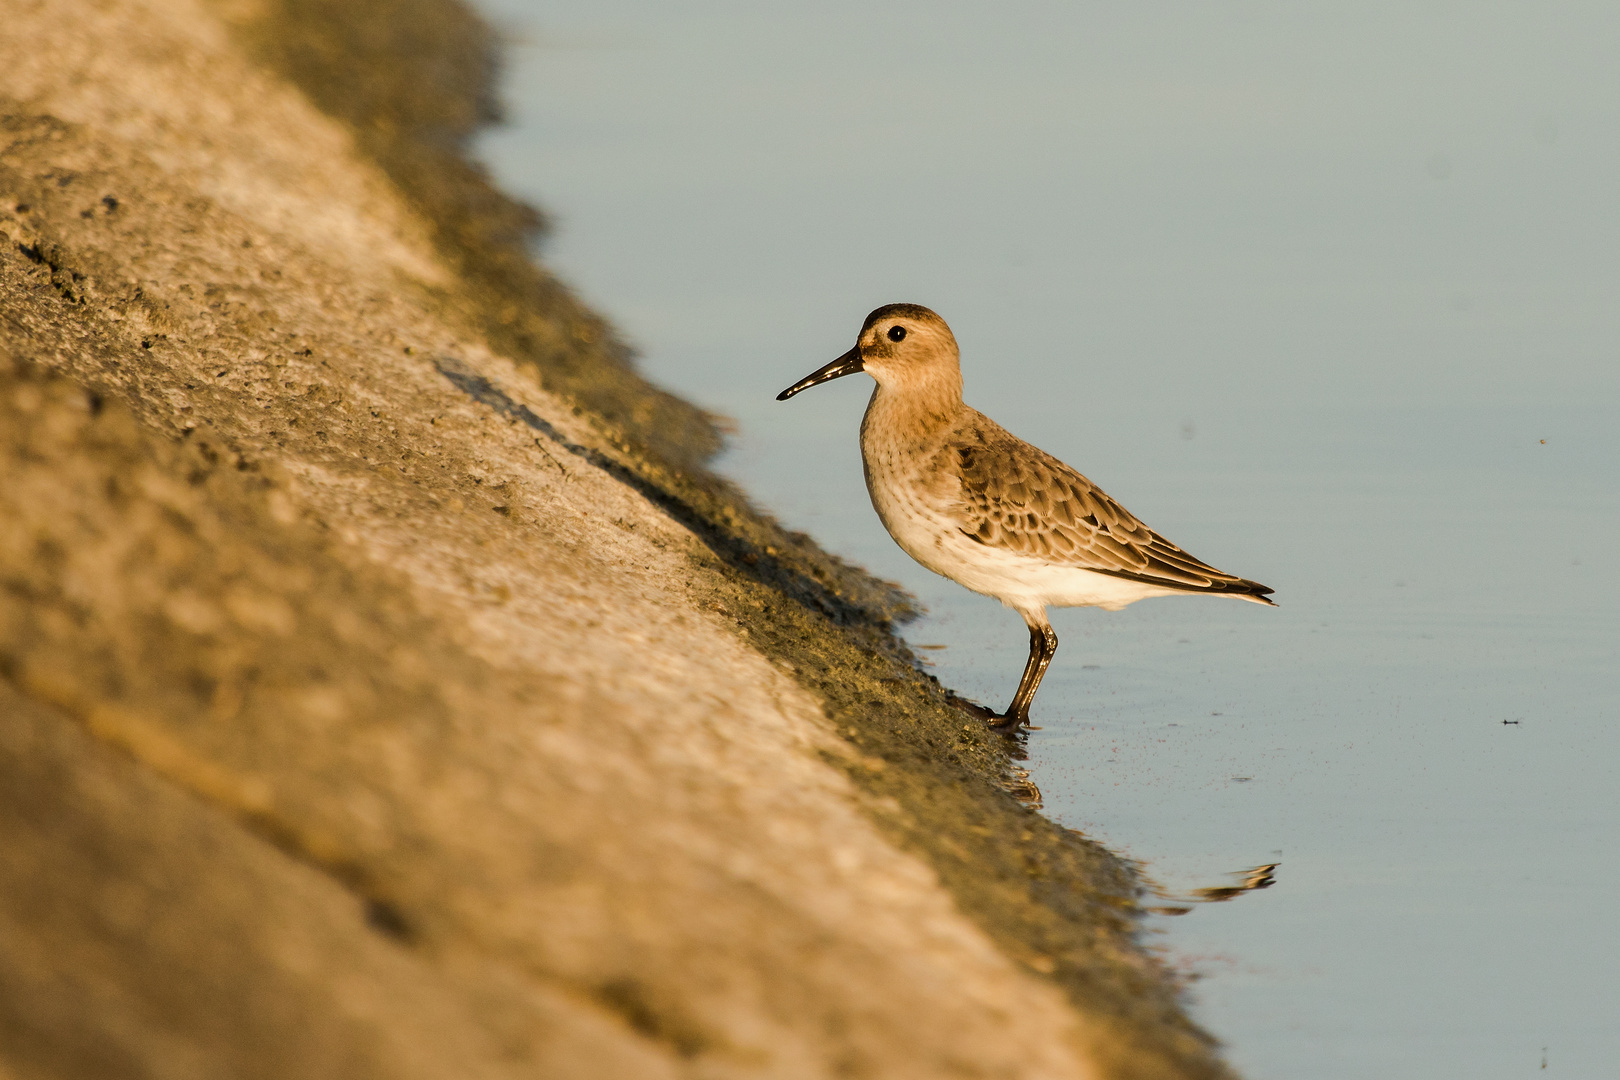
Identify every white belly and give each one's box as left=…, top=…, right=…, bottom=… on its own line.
left=882, top=496, right=1177, bottom=612
left=860, top=433, right=1177, bottom=616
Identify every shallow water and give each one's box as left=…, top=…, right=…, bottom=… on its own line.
left=471, top=2, right=1620, bottom=1074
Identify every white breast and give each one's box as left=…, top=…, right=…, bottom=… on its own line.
left=859, top=392, right=1182, bottom=615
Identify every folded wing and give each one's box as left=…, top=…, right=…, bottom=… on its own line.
left=950, top=418, right=1274, bottom=601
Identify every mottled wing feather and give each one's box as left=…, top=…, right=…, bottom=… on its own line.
left=951, top=419, right=1272, bottom=598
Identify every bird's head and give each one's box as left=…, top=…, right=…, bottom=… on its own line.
left=777, top=304, right=961, bottom=401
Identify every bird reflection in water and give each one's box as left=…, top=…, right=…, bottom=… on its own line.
left=1003, top=763, right=1041, bottom=807
left=986, top=716, right=1044, bottom=807
left=963, top=700, right=1278, bottom=910
left=1142, top=863, right=1279, bottom=916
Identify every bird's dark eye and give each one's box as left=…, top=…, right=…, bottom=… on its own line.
left=887, top=325, right=907, bottom=342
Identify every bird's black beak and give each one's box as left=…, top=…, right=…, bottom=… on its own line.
left=776, top=346, right=864, bottom=401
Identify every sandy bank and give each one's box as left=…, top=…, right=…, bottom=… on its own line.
left=0, top=1, right=1234, bottom=1077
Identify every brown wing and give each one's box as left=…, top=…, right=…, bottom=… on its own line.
left=949, top=417, right=1274, bottom=600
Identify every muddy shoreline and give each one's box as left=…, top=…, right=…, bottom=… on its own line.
left=0, top=1, right=1235, bottom=1076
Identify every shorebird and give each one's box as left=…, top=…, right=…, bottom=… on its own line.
left=778, top=304, right=1274, bottom=731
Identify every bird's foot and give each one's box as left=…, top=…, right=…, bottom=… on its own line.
left=986, top=712, right=1031, bottom=734
left=945, top=692, right=1033, bottom=733
left=945, top=692, right=1001, bottom=724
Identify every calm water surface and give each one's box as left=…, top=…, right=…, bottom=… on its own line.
left=471, top=3, right=1620, bottom=1074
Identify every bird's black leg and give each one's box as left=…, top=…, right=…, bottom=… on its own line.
left=991, top=618, right=1058, bottom=731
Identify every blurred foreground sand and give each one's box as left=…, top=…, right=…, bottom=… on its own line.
left=0, top=2, right=1234, bottom=1077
